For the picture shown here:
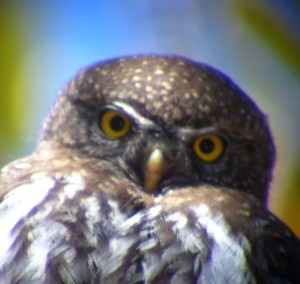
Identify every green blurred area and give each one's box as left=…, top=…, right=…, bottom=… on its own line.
left=0, top=3, right=24, bottom=162
left=234, top=0, right=300, bottom=77
left=0, top=1, right=299, bottom=235
left=281, top=161, right=300, bottom=236
left=233, top=0, right=300, bottom=236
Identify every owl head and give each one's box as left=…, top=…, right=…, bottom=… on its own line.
left=40, top=55, right=275, bottom=204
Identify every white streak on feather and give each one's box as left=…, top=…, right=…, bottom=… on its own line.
left=103, top=212, right=144, bottom=277
left=81, top=195, right=101, bottom=247
left=13, top=162, right=31, bottom=169
left=105, top=235, right=135, bottom=275
left=167, top=212, right=206, bottom=256
left=193, top=204, right=253, bottom=283
left=25, top=223, right=67, bottom=281
left=107, top=199, right=127, bottom=227
left=147, top=205, right=162, bottom=219
left=0, top=176, right=55, bottom=266
left=165, top=212, right=188, bottom=230
left=59, top=172, right=85, bottom=199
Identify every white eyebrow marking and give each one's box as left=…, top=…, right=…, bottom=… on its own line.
left=113, top=101, right=155, bottom=127
left=176, top=126, right=221, bottom=142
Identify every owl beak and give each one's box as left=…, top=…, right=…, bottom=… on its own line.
left=143, top=148, right=166, bottom=193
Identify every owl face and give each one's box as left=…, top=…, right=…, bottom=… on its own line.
left=40, top=55, right=275, bottom=203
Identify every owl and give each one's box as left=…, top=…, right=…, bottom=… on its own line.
left=0, top=55, right=299, bottom=284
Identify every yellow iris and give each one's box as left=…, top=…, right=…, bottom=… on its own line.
left=100, top=109, right=132, bottom=139
left=193, top=134, right=224, bottom=162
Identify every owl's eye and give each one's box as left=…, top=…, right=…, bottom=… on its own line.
left=99, top=109, right=132, bottom=139
left=193, top=134, right=225, bottom=162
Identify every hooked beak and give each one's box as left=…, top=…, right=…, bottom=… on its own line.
left=143, top=148, right=166, bottom=193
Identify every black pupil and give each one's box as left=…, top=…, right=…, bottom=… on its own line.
left=110, top=115, right=125, bottom=131
left=199, top=139, right=215, bottom=154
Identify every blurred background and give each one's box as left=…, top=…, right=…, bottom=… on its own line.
left=0, top=0, right=299, bottom=235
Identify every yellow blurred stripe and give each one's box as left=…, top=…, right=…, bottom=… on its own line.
left=0, top=2, right=28, bottom=164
